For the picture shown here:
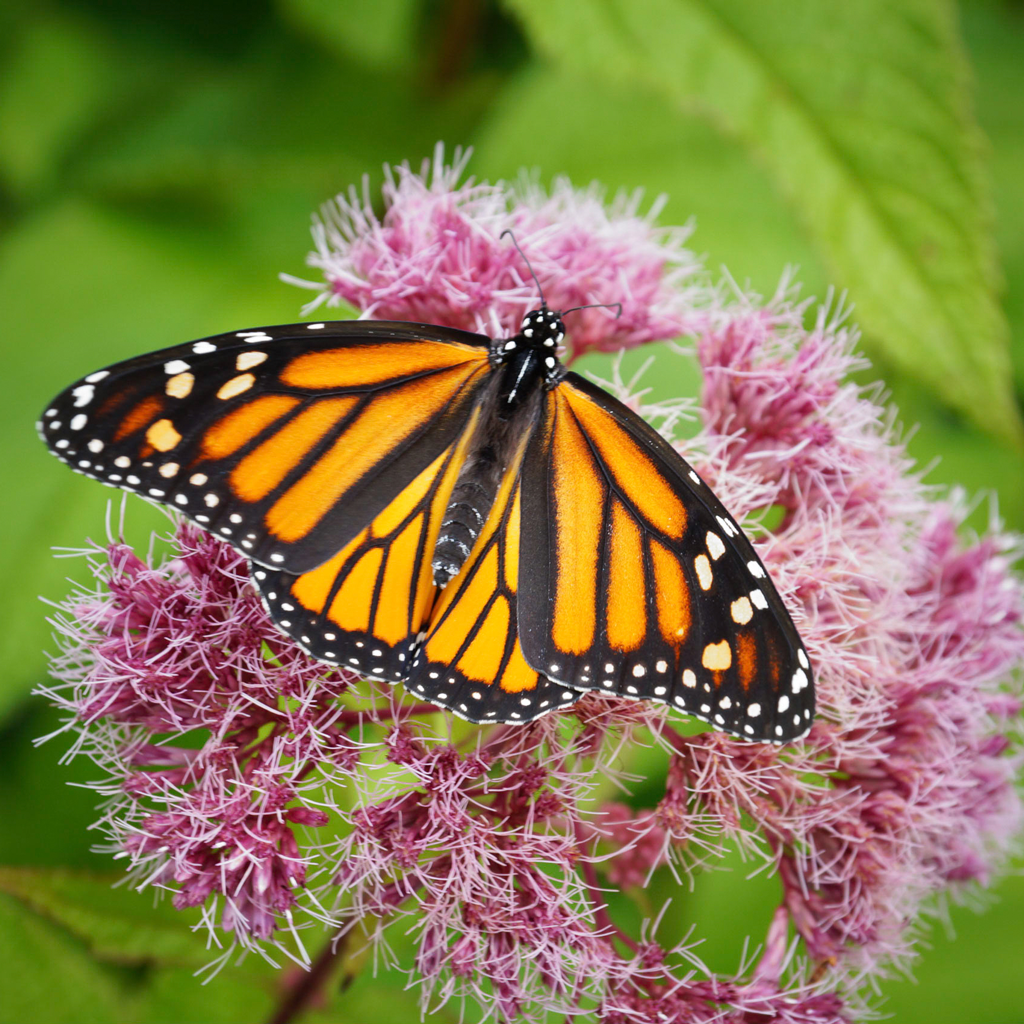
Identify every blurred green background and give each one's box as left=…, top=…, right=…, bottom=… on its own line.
left=2, top=0, right=1023, bottom=1020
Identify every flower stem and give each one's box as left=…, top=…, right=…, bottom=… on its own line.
left=267, top=932, right=350, bottom=1024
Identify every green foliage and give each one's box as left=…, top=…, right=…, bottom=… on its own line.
left=0, top=0, right=1021, bottom=1020
left=0, top=893, right=124, bottom=1024
left=503, top=0, right=1022, bottom=448
left=473, top=65, right=827, bottom=299
left=0, top=866, right=233, bottom=967
left=0, top=884, right=277, bottom=1024
left=280, top=0, right=420, bottom=69
left=0, top=13, right=116, bottom=201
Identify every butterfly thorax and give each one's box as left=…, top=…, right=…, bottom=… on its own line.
left=491, top=307, right=566, bottom=417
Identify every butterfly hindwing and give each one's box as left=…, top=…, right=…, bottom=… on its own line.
left=407, top=415, right=583, bottom=723
left=249, top=409, right=484, bottom=681
left=518, top=373, right=813, bottom=742
left=39, top=321, right=492, bottom=574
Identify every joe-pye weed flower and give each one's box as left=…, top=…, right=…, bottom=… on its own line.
left=39, top=146, right=1024, bottom=1022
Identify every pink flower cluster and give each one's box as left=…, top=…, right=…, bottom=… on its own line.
left=283, top=143, right=708, bottom=357
left=40, top=149, right=1024, bottom=1021
left=43, top=527, right=356, bottom=954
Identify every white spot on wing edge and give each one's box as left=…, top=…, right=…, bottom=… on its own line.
left=706, top=531, right=726, bottom=560
left=217, top=373, right=255, bottom=400
left=730, top=596, right=753, bottom=624
left=694, top=554, right=713, bottom=590
left=716, top=515, right=739, bottom=537
left=236, top=350, right=268, bottom=371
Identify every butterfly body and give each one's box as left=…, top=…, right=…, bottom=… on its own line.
left=434, top=307, right=564, bottom=587
left=39, top=310, right=814, bottom=741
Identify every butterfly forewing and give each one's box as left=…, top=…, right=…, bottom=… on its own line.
left=518, top=373, right=813, bottom=742
left=39, top=322, right=491, bottom=574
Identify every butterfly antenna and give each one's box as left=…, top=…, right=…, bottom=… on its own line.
left=500, top=229, right=546, bottom=308
left=562, top=302, right=623, bottom=319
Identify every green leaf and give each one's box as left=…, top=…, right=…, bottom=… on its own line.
left=962, top=1, right=1024, bottom=402
left=473, top=62, right=829, bottom=304
left=78, top=42, right=495, bottom=215
left=0, top=872, right=278, bottom=1024
left=0, top=867, right=218, bottom=968
left=502, top=0, right=1022, bottom=447
left=880, top=871, right=1024, bottom=1023
left=0, top=892, right=122, bottom=1024
left=122, top=966, right=276, bottom=1024
left=0, top=14, right=117, bottom=200
left=0, top=703, right=103, bottom=869
left=279, top=0, right=420, bottom=69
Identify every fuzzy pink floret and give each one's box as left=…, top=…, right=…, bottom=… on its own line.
left=39, top=151, right=1024, bottom=1021
left=284, top=143, right=708, bottom=357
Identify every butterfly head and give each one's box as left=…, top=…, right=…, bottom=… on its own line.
left=517, top=307, right=565, bottom=352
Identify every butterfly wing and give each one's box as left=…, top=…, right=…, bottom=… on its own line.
left=39, top=321, right=492, bottom=573
left=518, top=373, right=813, bottom=743
left=406, top=410, right=582, bottom=723
left=248, top=408, right=484, bottom=681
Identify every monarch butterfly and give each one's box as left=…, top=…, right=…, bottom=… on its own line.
left=37, top=298, right=814, bottom=742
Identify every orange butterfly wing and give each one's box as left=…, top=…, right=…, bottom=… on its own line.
left=250, top=408, right=484, bottom=681
left=518, top=374, right=813, bottom=742
left=406, top=419, right=582, bottom=722
left=40, top=322, right=492, bottom=573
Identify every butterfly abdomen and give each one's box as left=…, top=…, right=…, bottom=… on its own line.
left=432, top=380, right=542, bottom=588
left=433, top=445, right=501, bottom=587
